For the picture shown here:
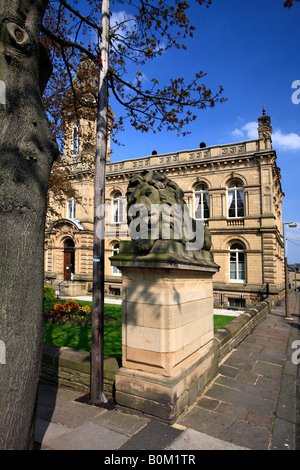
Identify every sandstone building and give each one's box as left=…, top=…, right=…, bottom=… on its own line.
left=44, top=108, right=285, bottom=307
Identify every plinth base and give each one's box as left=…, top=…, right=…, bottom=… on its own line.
left=115, top=340, right=217, bottom=423
left=112, top=241, right=219, bottom=422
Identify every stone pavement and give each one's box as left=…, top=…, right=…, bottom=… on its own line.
left=35, top=293, right=300, bottom=451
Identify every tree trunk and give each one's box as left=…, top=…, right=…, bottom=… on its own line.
left=0, top=0, right=57, bottom=449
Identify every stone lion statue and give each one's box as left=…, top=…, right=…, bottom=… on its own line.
left=125, top=169, right=212, bottom=259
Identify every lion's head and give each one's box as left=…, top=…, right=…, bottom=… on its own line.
left=126, top=169, right=211, bottom=254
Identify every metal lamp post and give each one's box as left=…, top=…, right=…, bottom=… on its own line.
left=283, top=222, right=297, bottom=319
left=91, top=0, right=110, bottom=405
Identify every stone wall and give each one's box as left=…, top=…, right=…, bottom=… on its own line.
left=214, top=300, right=271, bottom=363
left=40, top=344, right=119, bottom=396
left=40, top=298, right=272, bottom=398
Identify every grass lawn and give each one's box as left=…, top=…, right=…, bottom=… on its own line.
left=44, top=300, right=122, bottom=359
left=213, top=314, right=235, bottom=331
left=44, top=300, right=234, bottom=359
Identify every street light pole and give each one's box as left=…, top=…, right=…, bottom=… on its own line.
left=91, top=0, right=110, bottom=404
left=283, top=222, right=297, bottom=320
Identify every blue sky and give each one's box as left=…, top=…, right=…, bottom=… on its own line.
left=107, top=0, right=300, bottom=263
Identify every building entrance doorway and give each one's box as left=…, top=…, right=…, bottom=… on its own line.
left=64, top=239, right=75, bottom=281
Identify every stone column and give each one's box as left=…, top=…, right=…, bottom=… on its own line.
left=111, top=240, right=219, bottom=422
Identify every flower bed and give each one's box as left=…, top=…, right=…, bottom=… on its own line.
left=44, top=300, right=123, bottom=357
left=44, top=299, right=92, bottom=326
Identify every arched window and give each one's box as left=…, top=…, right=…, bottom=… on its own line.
left=229, top=242, right=245, bottom=282
left=112, top=243, right=121, bottom=275
left=227, top=180, right=244, bottom=218
left=72, top=123, right=80, bottom=156
left=194, top=184, right=210, bottom=220
left=112, top=192, right=124, bottom=223
left=67, top=198, right=76, bottom=220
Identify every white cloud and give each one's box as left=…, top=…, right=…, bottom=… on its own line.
left=110, top=10, right=137, bottom=34
left=242, top=122, right=258, bottom=139
left=232, top=121, right=258, bottom=140
left=232, top=128, right=244, bottom=138
left=232, top=121, right=300, bottom=150
left=272, top=130, right=300, bottom=150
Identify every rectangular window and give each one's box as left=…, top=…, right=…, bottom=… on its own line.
left=195, top=193, right=202, bottom=219
left=228, top=189, right=244, bottom=218
left=67, top=199, right=76, bottom=219
left=194, top=192, right=209, bottom=219
left=228, top=190, right=236, bottom=218
left=228, top=298, right=246, bottom=308
left=112, top=244, right=121, bottom=275
left=109, top=287, right=121, bottom=296
left=203, top=193, right=210, bottom=219
left=238, top=259, right=245, bottom=280
left=112, top=197, right=124, bottom=223
left=230, top=250, right=245, bottom=282
left=230, top=251, right=237, bottom=279
left=236, top=191, right=244, bottom=217
left=112, top=264, right=121, bottom=275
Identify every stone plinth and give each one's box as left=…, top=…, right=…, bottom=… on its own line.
left=111, top=241, right=219, bottom=422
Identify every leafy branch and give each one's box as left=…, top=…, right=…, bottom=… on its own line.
left=42, top=0, right=225, bottom=140
left=284, top=0, right=300, bottom=7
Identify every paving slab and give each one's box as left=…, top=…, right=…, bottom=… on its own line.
left=178, top=406, right=237, bottom=437
left=256, top=349, right=286, bottom=365
left=37, top=382, right=81, bottom=406
left=167, top=428, right=248, bottom=450
left=48, top=421, right=129, bottom=450
left=276, top=394, right=297, bottom=423
left=224, top=353, right=257, bottom=371
left=218, top=419, right=271, bottom=450
left=205, top=382, right=277, bottom=416
left=252, top=360, right=283, bottom=379
left=215, top=402, right=249, bottom=421
left=91, top=410, right=150, bottom=436
left=34, top=418, right=72, bottom=446
left=247, top=410, right=273, bottom=429
left=218, top=363, right=240, bottom=378
left=215, top=374, right=280, bottom=401
left=271, top=417, right=296, bottom=450
left=119, top=421, right=183, bottom=450
left=39, top=400, right=106, bottom=428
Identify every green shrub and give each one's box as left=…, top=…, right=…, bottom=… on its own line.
left=44, top=286, right=56, bottom=301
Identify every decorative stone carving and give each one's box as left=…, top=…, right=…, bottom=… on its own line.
left=112, top=171, right=219, bottom=422
left=119, top=169, right=215, bottom=267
